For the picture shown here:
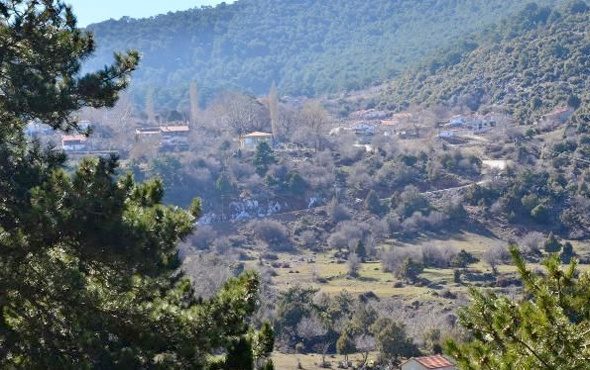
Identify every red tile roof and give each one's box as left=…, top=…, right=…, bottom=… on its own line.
left=407, top=355, right=455, bottom=369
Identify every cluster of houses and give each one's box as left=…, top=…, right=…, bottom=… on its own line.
left=444, top=113, right=500, bottom=133
left=332, top=109, right=417, bottom=143
left=135, top=123, right=191, bottom=150
left=437, top=112, right=508, bottom=143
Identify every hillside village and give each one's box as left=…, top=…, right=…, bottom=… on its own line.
left=7, top=0, right=590, bottom=369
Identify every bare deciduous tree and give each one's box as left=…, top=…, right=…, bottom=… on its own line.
left=297, top=101, right=332, bottom=151
left=355, top=334, right=376, bottom=367
left=348, top=252, right=361, bottom=277
left=209, top=91, right=270, bottom=135
left=483, top=244, right=509, bottom=275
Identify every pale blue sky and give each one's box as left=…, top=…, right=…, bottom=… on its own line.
left=65, top=0, right=235, bottom=26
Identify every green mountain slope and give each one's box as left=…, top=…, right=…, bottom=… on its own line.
left=85, top=0, right=566, bottom=110
left=383, top=1, right=590, bottom=122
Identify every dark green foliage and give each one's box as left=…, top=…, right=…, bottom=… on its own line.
left=451, top=249, right=480, bottom=268
left=0, top=1, right=139, bottom=132
left=365, top=189, right=383, bottom=215
left=0, top=2, right=265, bottom=368
left=544, top=232, right=562, bottom=253
left=84, top=0, right=562, bottom=108
left=446, top=248, right=590, bottom=369
left=396, top=258, right=424, bottom=282
left=385, top=1, right=589, bottom=122
left=336, top=330, right=356, bottom=363
left=370, top=318, right=420, bottom=365
left=423, top=328, right=443, bottom=355
left=225, top=337, right=254, bottom=370
left=561, top=242, right=575, bottom=264
left=393, top=186, right=430, bottom=218
left=355, top=240, right=367, bottom=262
left=217, top=172, right=237, bottom=195
left=254, top=141, right=276, bottom=176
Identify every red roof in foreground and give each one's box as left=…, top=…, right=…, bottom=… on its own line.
left=409, top=355, right=455, bottom=369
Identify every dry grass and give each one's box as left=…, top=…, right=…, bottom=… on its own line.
left=246, top=231, right=590, bottom=303
left=272, top=351, right=378, bottom=370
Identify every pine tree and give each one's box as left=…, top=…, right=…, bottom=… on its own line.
left=254, top=141, right=276, bottom=176
left=355, top=239, right=367, bottom=262
left=364, top=189, right=383, bottom=215
left=0, top=2, right=266, bottom=368
left=336, top=330, right=356, bottom=364
left=371, top=318, right=419, bottom=365
left=446, top=247, right=590, bottom=369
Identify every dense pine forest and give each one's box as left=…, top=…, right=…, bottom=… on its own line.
left=85, top=0, right=568, bottom=109
left=383, top=1, right=590, bottom=122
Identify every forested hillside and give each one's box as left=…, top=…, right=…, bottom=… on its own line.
left=85, top=0, right=566, bottom=110
left=383, top=1, right=590, bottom=122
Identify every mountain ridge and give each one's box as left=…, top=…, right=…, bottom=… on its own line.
left=84, top=0, right=566, bottom=110
left=382, top=1, right=590, bottom=122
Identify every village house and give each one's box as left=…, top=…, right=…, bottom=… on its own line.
left=447, top=115, right=467, bottom=127
left=134, top=124, right=191, bottom=150
left=62, top=134, right=88, bottom=152
left=351, top=109, right=390, bottom=120
left=400, top=355, right=457, bottom=370
left=240, top=131, right=273, bottom=149
left=348, top=122, right=376, bottom=136
left=160, top=125, right=190, bottom=149
left=445, top=114, right=498, bottom=133
left=379, top=112, right=414, bottom=136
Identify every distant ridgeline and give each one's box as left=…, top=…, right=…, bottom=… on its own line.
left=383, top=1, right=590, bottom=123
left=84, top=0, right=564, bottom=110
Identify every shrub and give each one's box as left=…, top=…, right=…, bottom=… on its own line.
left=421, top=245, right=457, bottom=268
left=300, top=230, right=319, bottom=249
left=348, top=252, right=361, bottom=277
left=482, top=244, right=510, bottom=275
left=249, top=220, right=291, bottom=250
left=544, top=232, right=562, bottom=253
left=450, top=249, right=479, bottom=268
left=560, top=242, right=575, bottom=264
left=365, top=189, right=384, bottom=215
left=381, top=247, right=420, bottom=273
left=327, top=196, right=351, bottom=223
left=191, top=225, right=218, bottom=250
left=520, top=232, right=545, bottom=256
left=395, top=258, right=424, bottom=282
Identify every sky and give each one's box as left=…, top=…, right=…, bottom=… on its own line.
left=65, top=0, right=235, bottom=27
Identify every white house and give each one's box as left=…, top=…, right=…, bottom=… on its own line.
left=160, top=125, right=190, bottom=148
left=240, top=131, right=273, bottom=149
left=401, top=355, right=457, bottom=370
